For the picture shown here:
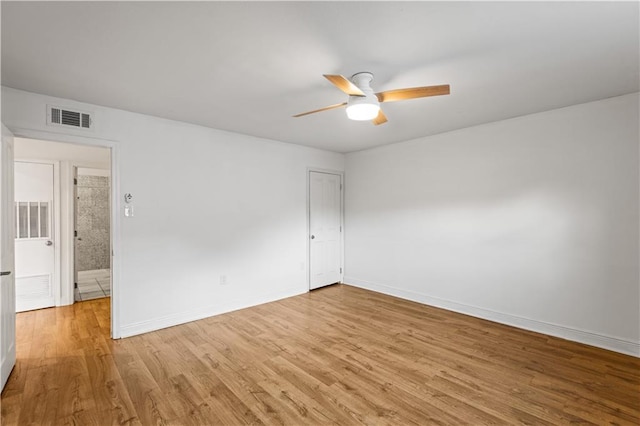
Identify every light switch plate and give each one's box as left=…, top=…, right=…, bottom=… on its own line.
left=124, top=205, right=134, bottom=217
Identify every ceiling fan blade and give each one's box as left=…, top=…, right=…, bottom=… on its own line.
left=372, top=109, right=388, bottom=126
left=323, top=74, right=366, bottom=96
left=376, top=84, right=450, bottom=103
left=292, top=102, right=347, bottom=118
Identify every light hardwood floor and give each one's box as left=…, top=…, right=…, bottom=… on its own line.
left=1, top=284, right=639, bottom=425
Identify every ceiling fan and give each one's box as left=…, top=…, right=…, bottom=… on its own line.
left=293, top=72, right=450, bottom=125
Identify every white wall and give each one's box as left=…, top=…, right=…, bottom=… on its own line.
left=3, top=87, right=344, bottom=337
left=345, top=93, right=639, bottom=356
left=5, top=85, right=638, bottom=356
left=14, top=137, right=110, bottom=307
left=15, top=138, right=110, bottom=169
left=77, top=168, right=110, bottom=177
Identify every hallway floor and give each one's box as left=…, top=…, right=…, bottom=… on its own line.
left=76, top=269, right=110, bottom=301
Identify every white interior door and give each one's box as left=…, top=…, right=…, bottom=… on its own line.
left=1, top=124, right=16, bottom=391
left=14, top=161, right=55, bottom=312
left=309, top=171, right=342, bottom=290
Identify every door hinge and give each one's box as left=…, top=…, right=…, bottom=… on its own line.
left=74, top=282, right=78, bottom=289
left=340, top=183, right=343, bottom=190
left=74, top=230, right=77, bottom=237
left=340, top=267, right=343, bottom=274
left=340, top=226, right=342, bottom=232
left=74, top=178, right=77, bottom=185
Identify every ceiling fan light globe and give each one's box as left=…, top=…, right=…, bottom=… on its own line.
left=346, top=103, right=380, bottom=121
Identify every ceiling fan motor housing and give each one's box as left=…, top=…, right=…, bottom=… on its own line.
left=347, top=72, right=380, bottom=120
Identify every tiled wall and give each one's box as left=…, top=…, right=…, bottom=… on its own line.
left=76, top=175, right=110, bottom=271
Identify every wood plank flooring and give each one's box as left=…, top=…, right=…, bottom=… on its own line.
left=1, top=284, right=639, bottom=425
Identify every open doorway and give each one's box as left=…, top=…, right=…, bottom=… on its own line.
left=74, top=167, right=111, bottom=302
left=13, top=137, right=111, bottom=310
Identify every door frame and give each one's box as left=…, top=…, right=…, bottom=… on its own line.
left=306, top=168, right=344, bottom=291
left=14, top=159, right=62, bottom=309
left=8, top=127, right=121, bottom=338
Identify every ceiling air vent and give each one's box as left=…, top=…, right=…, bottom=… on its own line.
left=47, top=105, right=93, bottom=130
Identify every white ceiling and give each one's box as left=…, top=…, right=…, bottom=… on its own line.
left=2, top=2, right=638, bottom=153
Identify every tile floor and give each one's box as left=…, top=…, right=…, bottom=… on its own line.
left=76, top=269, right=111, bottom=301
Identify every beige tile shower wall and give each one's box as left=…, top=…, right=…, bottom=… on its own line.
left=77, top=175, right=110, bottom=271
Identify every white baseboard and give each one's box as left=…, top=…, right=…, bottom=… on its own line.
left=344, top=276, right=640, bottom=358
left=119, top=286, right=306, bottom=338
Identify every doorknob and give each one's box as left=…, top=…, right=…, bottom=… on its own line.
left=45, top=240, right=53, bottom=246
left=0, top=271, right=11, bottom=276
left=310, top=235, right=315, bottom=239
